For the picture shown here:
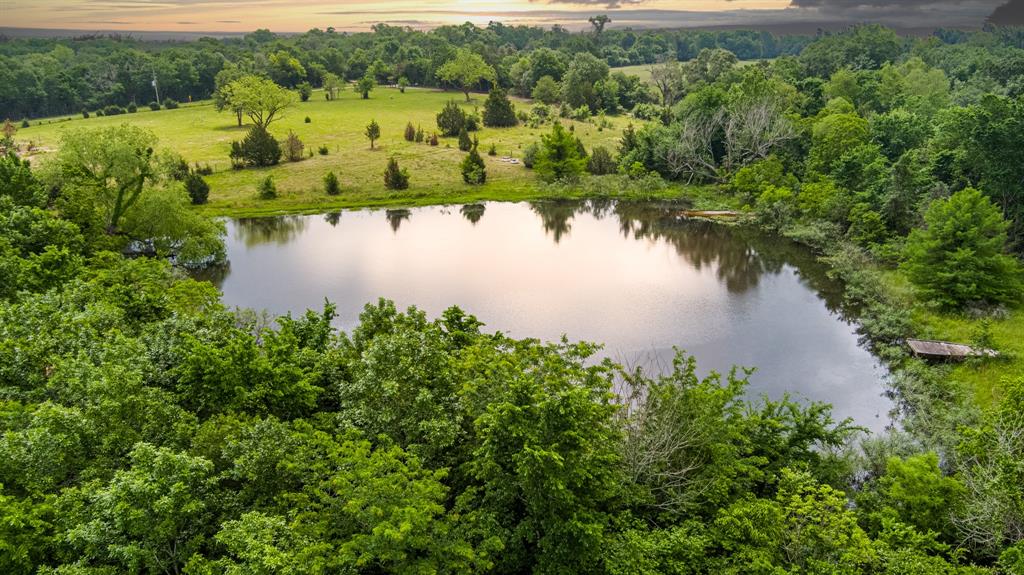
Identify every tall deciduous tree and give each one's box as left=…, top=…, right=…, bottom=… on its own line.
left=436, top=49, right=496, bottom=102
left=226, top=75, right=296, bottom=129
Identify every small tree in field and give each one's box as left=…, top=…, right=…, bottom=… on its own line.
left=415, top=126, right=425, bottom=143
left=297, top=81, right=313, bottom=102
left=384, top=157, right=409, bottom=190
left=535, top=123, right=586, bottom=182
left=483, top=88, right=518, bottom=127
left=258, top=175, right=277, bottom=199
left=324, top=171, right=341, bottom=196
left=429, top=133, right=439, bottom=146
left=365, top=120, right=381, bottom=150
left=357, top=75, right=375, bottom=99
left=323, top=72, right=343, bottom=100
left=398, top=77, right=410, bottom=93
left=458, top=126, right=472, bottom=152
left=404, top=122, right=416, bottom=142
left=437, top=100, right=466, bottom=137
left=184, top=172, right=210, bottom=205
left=903, top=188, right=1021, bottom=309
left=587, top=146, right=616, bottom=175
left=461, top=145, right=487, bottom=185
left=232, top=126, right=282, bottom=167
left=284, top=131, right=304, bottom=162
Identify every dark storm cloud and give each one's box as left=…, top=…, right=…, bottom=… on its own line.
left=783, top=0, right=1005, bottom=27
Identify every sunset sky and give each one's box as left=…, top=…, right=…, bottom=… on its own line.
left=0, top=0, right=1010, bottom=32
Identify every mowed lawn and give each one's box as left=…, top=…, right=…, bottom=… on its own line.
left=18, top=87, right=633, bottom=215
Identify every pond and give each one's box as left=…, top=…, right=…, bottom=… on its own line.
left=198, top=200, right=893, bottom=430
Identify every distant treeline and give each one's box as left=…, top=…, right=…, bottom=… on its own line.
left=0, top=23, right=874, bottom=119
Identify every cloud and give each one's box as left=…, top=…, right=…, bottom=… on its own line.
left=988, top=0, right=1024, bottom=25
left=784, top=0, right=1004, bottom=26
left=537, top=0, right=646, bottom=9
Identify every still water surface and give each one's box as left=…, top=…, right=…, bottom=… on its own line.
left=201, top=201, right=892, bottom=429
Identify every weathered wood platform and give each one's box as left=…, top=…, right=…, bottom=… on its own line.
left=907, top=339, right=999, bottom=361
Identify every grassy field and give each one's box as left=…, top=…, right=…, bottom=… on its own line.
left=18, top=87, right=640, bottom=215
left=613, top=59, right=773, bottom=85
left=882, top=271, right=1024, bottom=407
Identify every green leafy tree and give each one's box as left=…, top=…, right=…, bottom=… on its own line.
left=534, top=123, right=586, bottom=182
left=404, top=121, right=416, bottom=142
left=436, top=100, right=467, bottom=137
left=587, top=146, right=616, bottom=175
left=323, top=171, right=340, bottom=196
left=365, top=119, right=381, bottom=150
left=384, top=157, right=409, bottom=190
left=184, top=172, right=209, bottom=205
left=356, top=74, right=375, bottom=99
left=232, top=125, right=282, bottom=167
left=531, top=75, right=560, bottom=104
left=61, top=443, right=215, bottom=575
left=322, top=72, right=343, bottom=101
left=436, top=49, right=496, bottom=102
left=904, top=188, right=1021, bottom=309
left=225, top=75, right=296, bottom=129
left=482, top=88, right=517, bottom=127
left=457, top=126, right=472, bottom=152
left=258, top=175, right=277, bottom=200
left=461, top=145, right=486, bottom=185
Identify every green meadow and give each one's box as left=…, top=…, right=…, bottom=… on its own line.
left=18, top=87, right=643, bottom=216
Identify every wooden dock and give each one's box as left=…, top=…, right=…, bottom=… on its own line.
left=907, top=339, right=999, bottom=361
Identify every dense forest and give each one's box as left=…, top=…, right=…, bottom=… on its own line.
left=3, top=19, right=1024, bottom=574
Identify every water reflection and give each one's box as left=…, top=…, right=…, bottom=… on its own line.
left=460, top=203, right=486, bottom=225
left=235, top=216, right=308, bottom=247
left=386, top=209, right=411, bottom=233
left=202, top=200, right=890, bottom=429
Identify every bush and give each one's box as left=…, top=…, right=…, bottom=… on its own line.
left=587, top=146, right=616, bottom=175
left=571, top=106, right=591, bottom=121
left=384, top=157, right=410, bottom=190
left=531, top=75, right=560, bottom=104
left=231, top=125, right=282, bottom=168
left=483, top=88, right=518, bottom=127
left=284, top=131, right=305, bottom=162
left=904, top=188, right=1022, bottom=309
left=415, top=126, right=425, bottom=143
left=81, top=110, right=90, bottom=119
left=148, top=101, right=160, bottom=111
left=304, top=116, right=311, bottom=123
left=324, top=171, right=341, bottom=196
left=404, top=122, right=416, bottom=142
left=465, top=111, right=481, bottom=131
left=257, top=175, right=277, bottom=199
left=488, top=143, right=497, bottom=156
left=632, top=103, right=661, bottom=121
left=522, top=143, right=539, bottom=169
left=458, top=126, right=472, bottom=152
left=297, top=82, right=312, bottom=102
left=184, top=172, right=210, bottom=205
left=318, top=145, right=329, bottom=156
left=461, top=146, right=487, bottom=185
left=194, top=163, right=214, bottom=176
left=95, top=110, right=104, bottom=117
left=164, top=99, right=179, bottom=110
left=534, top=123, right=586, bottom=182
left=102, top=105, right=126, bottom=116
left=437, top=100, right=466, bottom=137
left=429, top=133, right=439, bottom=146
left=127, top=103, right=137, bottom=113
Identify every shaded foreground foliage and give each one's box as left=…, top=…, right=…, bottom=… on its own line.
left=1, top=193, right=1022, bottom=572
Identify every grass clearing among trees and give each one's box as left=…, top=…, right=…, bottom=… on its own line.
left=18, top=87, right=636, bottom=215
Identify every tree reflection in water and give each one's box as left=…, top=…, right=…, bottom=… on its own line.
left=324, top=212, right=341, bottom=227
left=460, top=203, right=486, bottom=225
left=385, top=209, right=411, bottom=233
left=234, top=216, right=308, bottom=247
left=533, top=199, right=849, bottom=316
left=529, top=200, right=578, bottom=243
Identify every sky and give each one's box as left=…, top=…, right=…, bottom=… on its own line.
left=0, top=0, right=1015, bottom=33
